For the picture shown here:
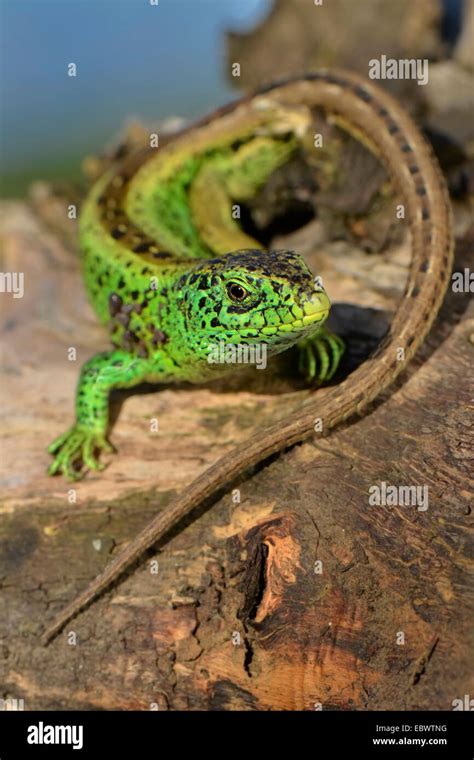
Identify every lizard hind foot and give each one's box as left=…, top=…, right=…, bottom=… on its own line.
left=47, top=426, right=115, bottom=481
left=297, top=327, right=345, bottom=385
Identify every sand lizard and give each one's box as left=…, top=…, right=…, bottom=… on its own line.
left=43, top=70, right=453, bottom=644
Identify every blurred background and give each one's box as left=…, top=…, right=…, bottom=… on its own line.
left=0, top=0, right=468, bottom=197
left=0, top=0, right=271, bottom=195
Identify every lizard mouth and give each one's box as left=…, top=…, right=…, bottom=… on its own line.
left=288, top=307, right=329, bottom=328
left=260, top=291, right=330, bottom=336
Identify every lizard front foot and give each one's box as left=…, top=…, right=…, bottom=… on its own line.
left=297, top=327, right=345, bottom=384
left=47, top=426, right=115, bottom=480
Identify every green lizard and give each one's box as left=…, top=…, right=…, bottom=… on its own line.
left=43, top=71, right=452, bottom=645
left=48, top=97, right=344, bottom=479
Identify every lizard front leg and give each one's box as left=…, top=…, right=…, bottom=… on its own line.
left=297, top=327, right=345, bottom=384
left=48, top=350, right=157, bottom=480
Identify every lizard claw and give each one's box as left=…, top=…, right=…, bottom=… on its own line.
left=297, top=328, right=345, bottom=385
left=47, top=426, right=114, bottom=480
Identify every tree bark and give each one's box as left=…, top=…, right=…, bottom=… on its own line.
left=0, top=199, right=472, bottom=710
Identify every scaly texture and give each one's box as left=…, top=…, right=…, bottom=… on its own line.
left=48, top=106, right=335, bottom=478
left=43, top=70, right=453, bottom=645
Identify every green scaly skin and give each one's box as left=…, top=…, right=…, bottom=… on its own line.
left=48, top=112, right=345, bottom=480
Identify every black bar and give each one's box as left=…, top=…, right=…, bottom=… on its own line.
left=0, top=710, right=472, bottom=758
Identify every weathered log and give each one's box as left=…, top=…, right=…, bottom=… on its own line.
left=0, top=196, right=472, bottom=710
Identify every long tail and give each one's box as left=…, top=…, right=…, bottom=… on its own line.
left=42, top=70, right=453, bottom=645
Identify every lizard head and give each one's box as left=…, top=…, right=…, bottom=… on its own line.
left=174, top=248, right=330, bottom=364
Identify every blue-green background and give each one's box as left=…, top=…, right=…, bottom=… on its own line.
left=0, top=0, right=270, bottom=195
left=0, top=0, right=462, bottom=197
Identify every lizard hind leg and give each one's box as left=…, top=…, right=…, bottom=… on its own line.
left=297, top=327, right=345, bottom=384
left=189, top=136, right=298, bottom=256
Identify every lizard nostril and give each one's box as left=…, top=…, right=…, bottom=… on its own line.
left=302, top=291, right=330, bottom=316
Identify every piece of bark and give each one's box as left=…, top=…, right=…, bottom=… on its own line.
left=227, top=0, right=445, bottom=97
left=0, top=196, right=472, bottom=710
left=455, top=0, right=474, bottom=70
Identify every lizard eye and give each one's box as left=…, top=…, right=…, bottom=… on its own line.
left=226, top=282, right=248, bottom=301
